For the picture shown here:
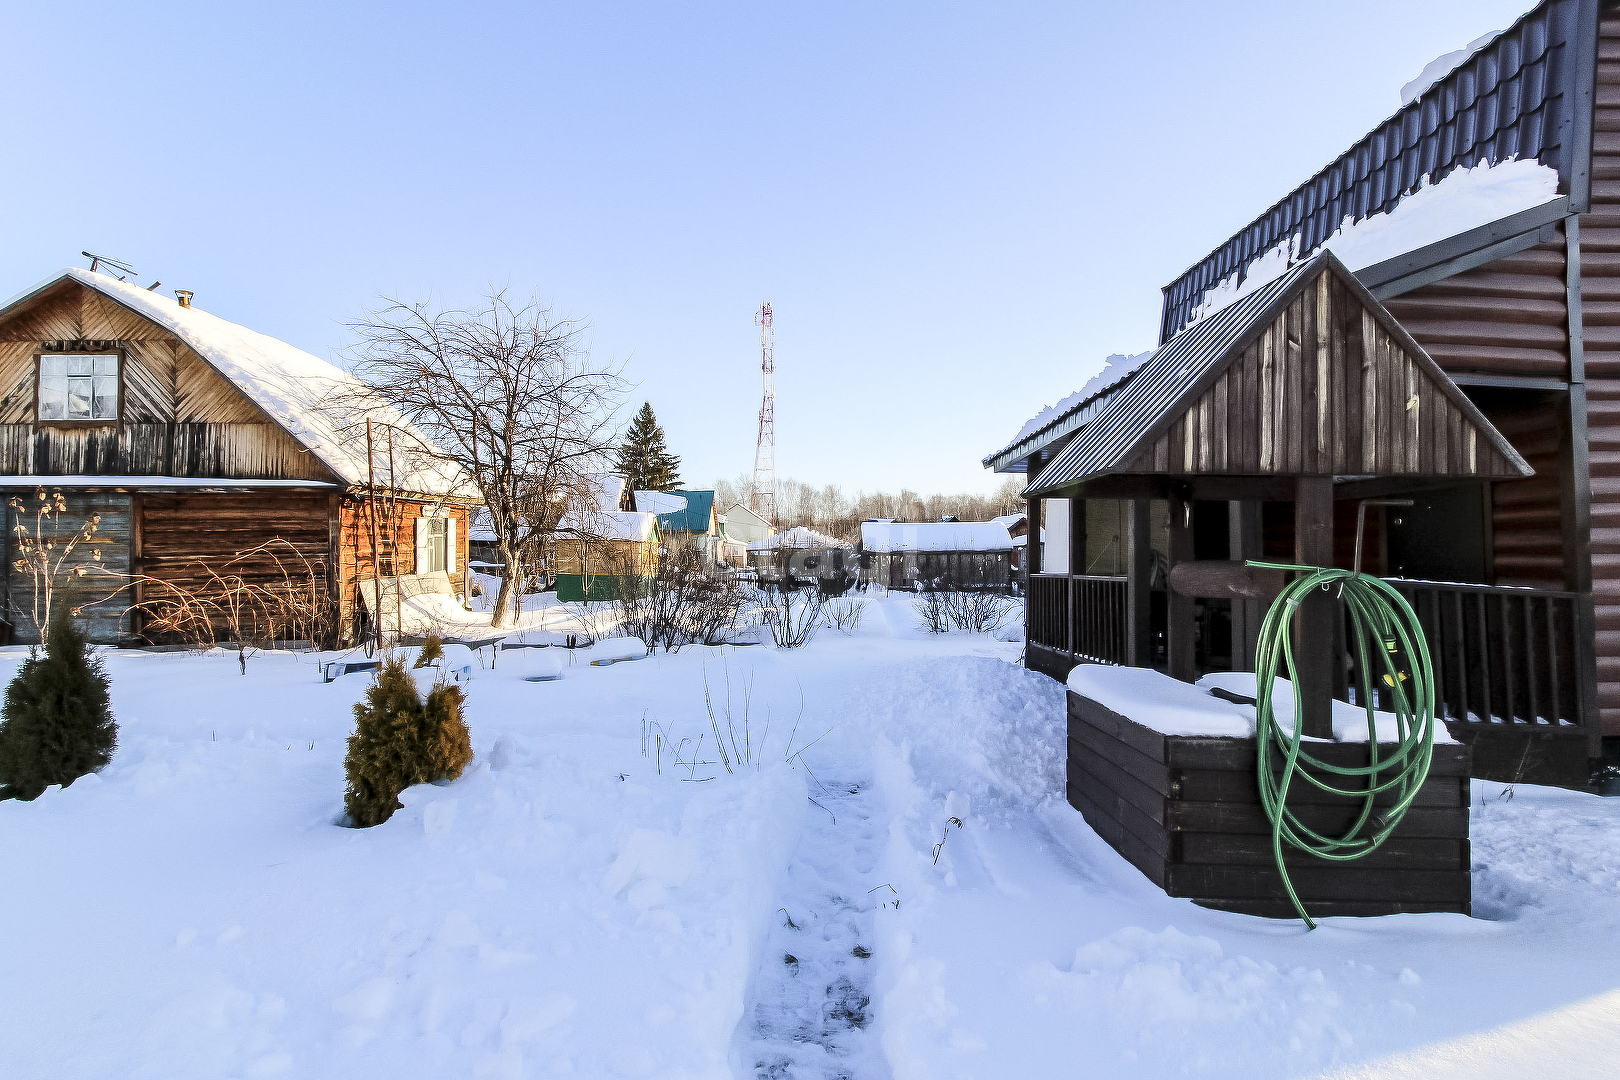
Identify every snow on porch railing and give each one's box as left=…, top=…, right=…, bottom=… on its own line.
left=1379, top=579, right=1594, bottom=730
left=1028, top=573, right=1128, bottom=666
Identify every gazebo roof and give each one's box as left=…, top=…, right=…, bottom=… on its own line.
left=1028, top=251, right=1532, bottom=496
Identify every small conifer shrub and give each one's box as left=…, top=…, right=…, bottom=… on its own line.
left=413, top=635, right=445, bottom=669
left=343, top=655, right=473, bottom=827
left=0, top=611, right=117, bottom=800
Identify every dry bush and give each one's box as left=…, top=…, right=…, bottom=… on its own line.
left=616, top=545, right=751, bottom=651
left=913, top=579, right=1015, bottom=634
left=821, top=597, right=867, bottom=634
left=132, top=540, right=334, bottom=673
left=757, top=583, right=826, bottom=648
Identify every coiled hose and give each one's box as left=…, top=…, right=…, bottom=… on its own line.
left=1246, top=562, right=1438, bottom=928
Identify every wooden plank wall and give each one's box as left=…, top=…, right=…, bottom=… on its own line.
left=1067, top=692, right=1472, bottom=918
left=0, top=280, right=334, bottom=481
left=1584, top=10, right=1620, bottom=737
left=3, top=490, right=133, bottom=644
left=137, top=493, right=334, bottom=643
left=337, top=497, right=469, bottom=641
left=1122, top=272, right=1524, bottom=480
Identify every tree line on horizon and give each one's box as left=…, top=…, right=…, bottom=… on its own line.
left=713, top=474, right=1024, bottom=541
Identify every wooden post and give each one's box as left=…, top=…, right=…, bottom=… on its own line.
left=1227, top=499, right=1262, bottom=670
left=1126, top=498, right=1152, bottom=666
left=1167, top=491, right=1195, bottom=681
left=1294, top=476, right=1334, bottom=739
left=1025, top=495, right=1042, bottom=580
left=366, top=418, right=383, bottom=654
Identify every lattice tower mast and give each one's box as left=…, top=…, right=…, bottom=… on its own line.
left=750, top=302, right=777, bottom=526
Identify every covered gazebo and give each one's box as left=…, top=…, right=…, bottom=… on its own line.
left=1018, top=251, right=1546, bottom=916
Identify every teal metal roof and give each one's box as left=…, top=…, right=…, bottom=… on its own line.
left=657, top=489, right=716, bottom=535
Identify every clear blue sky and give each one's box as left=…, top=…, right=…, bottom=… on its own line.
left=2, top=1, right=1534, bottom=495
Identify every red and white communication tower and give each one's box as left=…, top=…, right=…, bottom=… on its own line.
left=750, top=302, right=777, bottom=526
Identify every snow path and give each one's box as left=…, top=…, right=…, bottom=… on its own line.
left=739, top=778, right=890, bottom=1080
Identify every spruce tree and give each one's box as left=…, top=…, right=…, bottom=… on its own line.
left=615, top=403, right=682, bottom=491
left=0, top=611, right=117, bottom=801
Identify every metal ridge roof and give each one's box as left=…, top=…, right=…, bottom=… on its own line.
left=1158, top=0, right=1592, bottom=342
left=981, top=362, right=1150, bottom=474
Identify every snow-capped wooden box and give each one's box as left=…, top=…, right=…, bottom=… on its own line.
left=1066, top=690, right=1472, bottom=919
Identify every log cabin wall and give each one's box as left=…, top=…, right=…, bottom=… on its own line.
left=1585, top=6, right=1620, bottom=737
left=336, top=497, right=470, bottom=640
left=135, top=491, right=335, bottom=643
left=0, top=280, right=334, bottom=480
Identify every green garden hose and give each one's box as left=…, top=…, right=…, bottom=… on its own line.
left=1245, top=562, right=1438, bottom=928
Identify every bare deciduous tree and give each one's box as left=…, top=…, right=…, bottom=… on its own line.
left=348, top=292, right=624, bottom=627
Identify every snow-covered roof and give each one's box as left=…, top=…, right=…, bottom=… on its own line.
left=585, top=473, right=626, bottom=513
left=2, top=269, right=469, bottom=497
left=859, top=521, right=1013, bottom=554
left=558, top=509, right=657, bottom=543
left=983, top=350, right=1155, bottom=472
left=1183, top=157, right=1561, bottom=327
left=748, top=526, right=849, bottom=552
left=1400, top=31, right=1501, bottom=106
left=633, top=490, right=687, bottom=515
left=991, top=513, right=1025, bottom=527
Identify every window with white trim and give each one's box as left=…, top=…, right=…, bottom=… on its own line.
left=417, top=516, right=448, bottom=573
left=38, top=354, right=119, bottom=421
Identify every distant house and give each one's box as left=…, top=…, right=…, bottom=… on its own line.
left=0, top=267, right=475, bottom=647
left=722, top=502, right=772, bottom=566
left=748, top=526, right=854, bottom=589
left=552, top=507, right=659, bottom=601
left=992, top=512, right=1040, bottom=574
left=653, top=489, right=726, bottom=565
left=859, top=521, right=1015, bottom=590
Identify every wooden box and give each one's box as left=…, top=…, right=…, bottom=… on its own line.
left=1067, top=691, right=1472, bottom=918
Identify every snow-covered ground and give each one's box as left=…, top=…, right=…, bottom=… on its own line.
left=2, top=594, right=1619, bottom=1078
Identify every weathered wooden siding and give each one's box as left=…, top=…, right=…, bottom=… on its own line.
left=1121, top=272, right=1525, bottom=480
left=0, top=279, right=335, bottom=481
left=554, top=537, right=657, bottom=577
left=1383, top=243, right=1570, bottom=379
left=3, top=490, right=133, bottom=644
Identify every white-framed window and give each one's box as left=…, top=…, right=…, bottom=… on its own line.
left=38, top=354, right=119, bottom=422
left=414, top=515, right=457, bottom=575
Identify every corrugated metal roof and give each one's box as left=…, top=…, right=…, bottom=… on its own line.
left=981, top=356, right=1152, bottom=474
left=1028, top=258, right=1320, bottom=495
left=1159, top=0, right=1589, bottom=342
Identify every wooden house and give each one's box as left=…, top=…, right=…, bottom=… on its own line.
left=553, top=477, right=659, bottom=601
left=858, top=521, right=1015, bottom=591
left=653, top=489, right=727, bottom=566
left=748, top=526, right=854, bottom=590
left=991, top=0, right=1620, bottom=792
left=0, top=268, right=475, bottom=647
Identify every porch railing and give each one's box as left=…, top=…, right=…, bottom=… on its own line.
left=1028, top=573, right=1128, bottom=665
left=1381, top=578, right=1593, bottom=730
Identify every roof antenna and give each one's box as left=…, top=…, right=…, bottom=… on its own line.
left=81, top=251, right=137, bottom=280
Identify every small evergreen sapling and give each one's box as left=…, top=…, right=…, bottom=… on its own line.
left=0, top=611, right=117, bottom=800
left=342, top=654, right=473, bottom=827
left=413, top=635, right=445, bottom=669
